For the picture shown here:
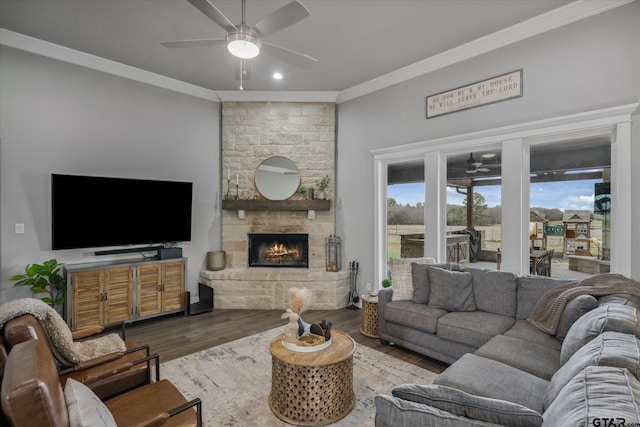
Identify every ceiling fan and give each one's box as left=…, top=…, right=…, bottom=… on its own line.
left=161, top=0, right=318, bottom=89
left=465, top=152, right=500, bottom=174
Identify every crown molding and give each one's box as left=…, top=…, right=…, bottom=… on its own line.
left=215, top=91, right=339, bottom=103
left=337, top=0, right=635, bottom=104
left=0, top=28, right=220, bottom=102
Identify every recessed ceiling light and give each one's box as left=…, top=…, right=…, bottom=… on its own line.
left=272, top=72, right=283, bottom=80
left=482, top=153, right=497, bottom=159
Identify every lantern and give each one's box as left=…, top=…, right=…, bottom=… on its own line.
left=325, top=234, right=341, bottom=272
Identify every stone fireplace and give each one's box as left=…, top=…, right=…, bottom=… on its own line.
left=199, top=101, right=349, bottom=310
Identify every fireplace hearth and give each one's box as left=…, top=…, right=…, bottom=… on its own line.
left=248, top=233, right=309, bottom=268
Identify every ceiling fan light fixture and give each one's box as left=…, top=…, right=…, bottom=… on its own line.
left=226, top=29, right=261, bottom=59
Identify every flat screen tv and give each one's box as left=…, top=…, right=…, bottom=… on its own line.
left=52, top=174, right=193, bottom=250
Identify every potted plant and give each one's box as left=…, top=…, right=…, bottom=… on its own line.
left=317, top=175, right=330, bottom=200
left=381, top=278, right=392, bottom=288
left=298, top=185, right=308, bottom=199
left=9, top=259, right=66, bottom=308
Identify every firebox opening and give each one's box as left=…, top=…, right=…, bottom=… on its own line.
left=248, top=233, right=309, bottom=268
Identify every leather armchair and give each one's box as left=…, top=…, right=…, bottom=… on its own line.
left=2, top=338, right=202, bottom=427
left=1, top=314, right=149, bottom=399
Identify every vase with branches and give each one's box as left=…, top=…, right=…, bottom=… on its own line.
left=317, top=175, right=330, bottom=200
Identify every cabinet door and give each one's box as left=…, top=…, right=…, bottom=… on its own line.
left=162, top=261, right=185, bottom=311
left=72, top=270, right=103, bottom=331
left=136, top=264, right=163, bottom=317
left=103, top=267, right=133, bottom=325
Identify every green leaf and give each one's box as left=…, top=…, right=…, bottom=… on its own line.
left=8, top=259, right=66, bottom=308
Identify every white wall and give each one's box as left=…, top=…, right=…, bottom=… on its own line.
left=336, top=2, right=640, bottom=287
left=0, top=46, right=221, bottom=304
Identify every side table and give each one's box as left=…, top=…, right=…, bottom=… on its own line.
left=359, top=293, right=379, bottom=338
left=269, top=330, right=356, bottom=426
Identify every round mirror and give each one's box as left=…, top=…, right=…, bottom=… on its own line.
left=255, top=156, right=300, bottom=200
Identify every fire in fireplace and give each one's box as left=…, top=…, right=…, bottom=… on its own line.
left=248, top=233, right=309, bottom=268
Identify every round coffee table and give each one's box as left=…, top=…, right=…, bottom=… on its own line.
left=269, top=330, right=356, bottom=426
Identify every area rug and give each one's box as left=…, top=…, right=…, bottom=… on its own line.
left=161, top=327, right=437, bottom=426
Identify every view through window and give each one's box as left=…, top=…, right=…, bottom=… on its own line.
left=528, top=138, right=611, bottom=279
left=383, top=137, right=611, bottom=280
left=446, top=150, right=502, bottom=265
left=386, top=161, right=425, bottom=269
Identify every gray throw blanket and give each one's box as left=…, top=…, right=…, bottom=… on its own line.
left=0, top=298, right=126, bottom=367
left=528, top=273, right=640, bottom=335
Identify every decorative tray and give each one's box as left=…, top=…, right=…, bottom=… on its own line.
left=282, top=334, right=332, bottom=353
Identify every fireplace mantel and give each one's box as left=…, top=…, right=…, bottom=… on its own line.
left=222, top=199, right=330, bottom=211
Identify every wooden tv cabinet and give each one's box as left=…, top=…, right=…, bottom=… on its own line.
left=64, top=258, right=186, bottom=331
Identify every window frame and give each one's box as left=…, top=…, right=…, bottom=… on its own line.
left=372, top=103, right=637, bottom=289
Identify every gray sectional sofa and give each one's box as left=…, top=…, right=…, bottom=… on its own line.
left=375, top=261, right=640, bottom=426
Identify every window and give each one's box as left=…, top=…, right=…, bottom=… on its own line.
left=386, top=161, right=425, bottom=268
left=528, top=137, right=611, bottom=278
left=371, top=104, right=635, bottom=287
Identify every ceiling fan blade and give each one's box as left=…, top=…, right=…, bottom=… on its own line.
left=261, top=41, right=318, bottom=69
left=160, top=38, right=225, bottom=48
left=253, top=0, right=310, bottom=37
left=187, top=0, right=236, bottom=31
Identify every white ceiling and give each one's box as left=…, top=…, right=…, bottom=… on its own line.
left=0, top=0, right=624, bottom=100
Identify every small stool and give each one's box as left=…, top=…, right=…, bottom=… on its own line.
left=359, top=293, right=379, bottom=338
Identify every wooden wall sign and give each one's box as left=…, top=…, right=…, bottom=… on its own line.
left=426, top=69, right=522, bottom=118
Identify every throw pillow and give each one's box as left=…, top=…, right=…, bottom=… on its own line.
left=411, top=263, right=460, bottom=304
left=560, top=303, right=640, bottom=365
left=392, top=384, right=543, bottom=427
left=543, top=366, right=640, bottom=427
left=411, top=263, right=431, bottom=304
left=390, top=257, right=435, bottom=301
left=64, top=378, right=117, bottom=427
left=428, top=268, right=476, bottom=312
left=543, top=331, right=640, bottom=410
left=555, top=295, right=598, bottom=341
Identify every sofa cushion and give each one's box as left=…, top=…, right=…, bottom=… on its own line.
left=428, top=268, right=476, bottom=312
left=462, top=268, right=518, bottom=317
left=64, top=378, right=117, bottom=427
left=390, top=257, right=435, bottom=301
left=475, top=335, right=560, bottom=380
left=560, top=304, right=640, bottom=365
left=434, top=353, right=549, bottom=413
left=544, top=331, right=640, bottom=410
left=555, top=294, right=598, bottom=341
left=411, top=263, right=460, bottom=304
left=384, top=301, right=447, bottom=334
left=542, top=366, right=640, bottom=427
left=374, top=394, right=495, bottom=427
left=516, top=276, right=573, bottom=320
left=598, top=293, right=640, bottom=309
left=391, top=384, right=543, bottom=427
left=437, top=312, right=514, bottom=348
left=503, top=320, right=562, bottom=351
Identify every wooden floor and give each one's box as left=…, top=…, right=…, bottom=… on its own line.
left=126, top=307, right=447, bottom=374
